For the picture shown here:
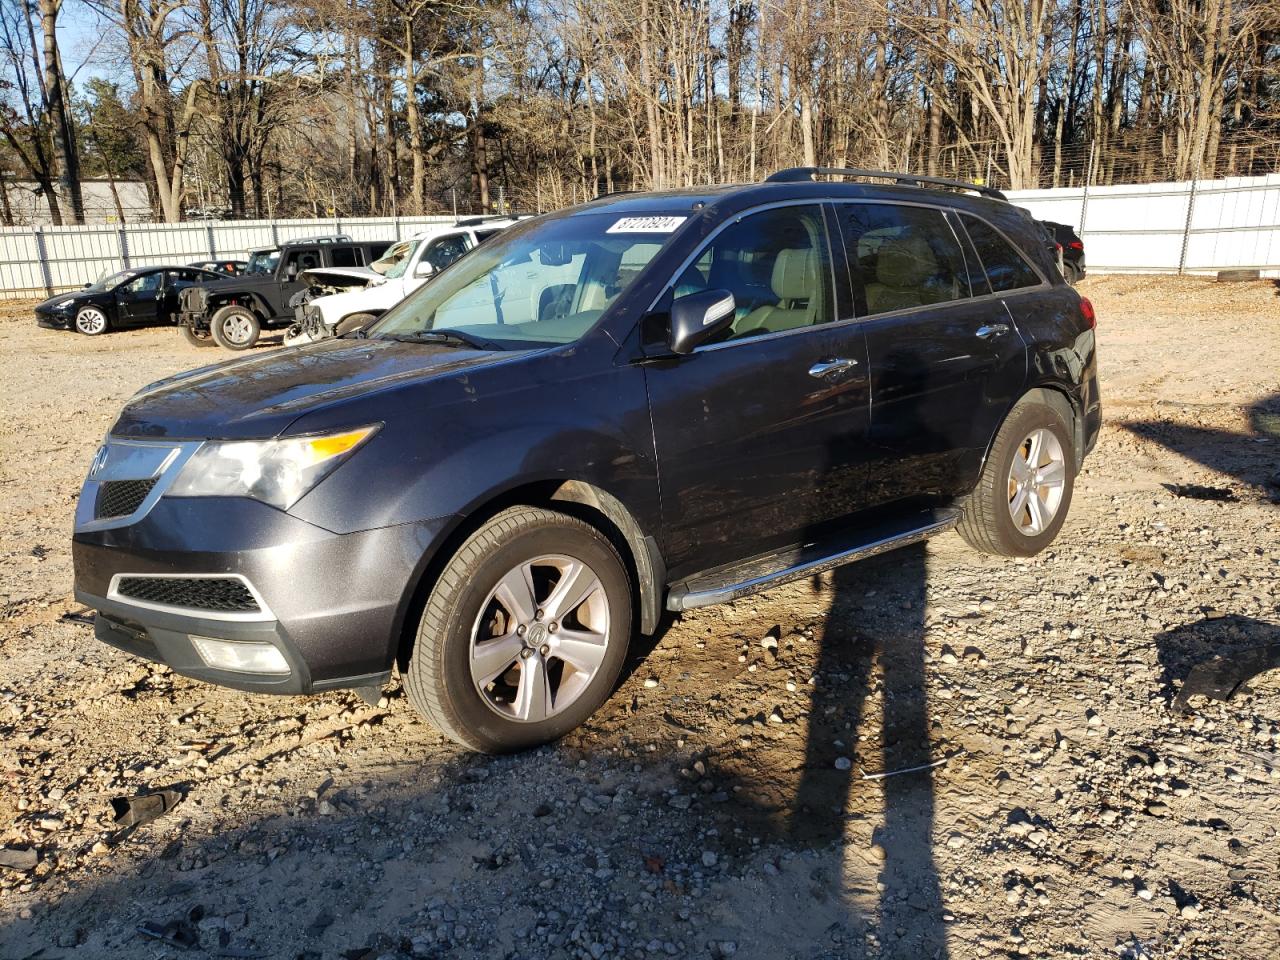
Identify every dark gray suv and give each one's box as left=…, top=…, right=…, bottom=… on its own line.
left=73, top=168, right=1101, bottom=752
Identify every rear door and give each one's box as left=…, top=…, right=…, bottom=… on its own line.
left=644, top=203, right=871, bottom=578
left=834, top=201, right=1028, bottom=505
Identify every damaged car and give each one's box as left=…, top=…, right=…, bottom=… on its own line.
left=73, top=168, right=1100, bottom=753
left=36, top=266, right=229, bottom=336
left=284, top=218, right=523, bottom=346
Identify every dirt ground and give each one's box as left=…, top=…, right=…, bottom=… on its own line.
left=1, top=275, right=1278, bottom=960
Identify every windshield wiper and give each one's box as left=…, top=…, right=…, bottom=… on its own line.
left=380, top=329, right=504, bottom=351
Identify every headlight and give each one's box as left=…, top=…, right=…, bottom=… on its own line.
left=168, top=425, right=379, bottom=509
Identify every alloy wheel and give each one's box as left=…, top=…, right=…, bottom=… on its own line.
left=75, top=308, right=107, bottom=335
left=222, top=314, right=254, bottom=346
left=469, top=554, right=611, bottom=723
left=1007, top=427, right=1067, bottom=535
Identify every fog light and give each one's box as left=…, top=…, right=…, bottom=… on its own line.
left=190, top=636, right=289, bottom=675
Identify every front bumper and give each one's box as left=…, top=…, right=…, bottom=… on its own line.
left=74, top=495, right=453, bottom=695
left=36, top=311, right=71, bottom=329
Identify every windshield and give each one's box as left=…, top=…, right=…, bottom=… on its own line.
left=371, top=239, right=419, bottom=279
left=373, top=213, right=678, bottom=348
left=244, top=249, right=280, bottom=276
left=90, top=269, right=140, bottom=292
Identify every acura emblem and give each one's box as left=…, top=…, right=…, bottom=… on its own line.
left=88, top=444, right=109, bottom=479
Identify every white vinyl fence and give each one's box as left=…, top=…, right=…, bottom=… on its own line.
left=2, top=171, right=1278, bottom=299
left=0, top=215, right=467, bottom=301
left=1006, top=172, right=1280, bottom=277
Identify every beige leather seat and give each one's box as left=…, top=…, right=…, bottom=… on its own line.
left=864, top=234, right=938, bottom=314
left=733, top=247, right=819, bottom=337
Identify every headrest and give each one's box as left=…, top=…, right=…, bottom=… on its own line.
left=771, top=248, right=817, bottom=301
left=875, top=234, right=938, bottom=288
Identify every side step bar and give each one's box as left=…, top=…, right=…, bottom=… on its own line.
left=666, top=508, right=960, bottom=612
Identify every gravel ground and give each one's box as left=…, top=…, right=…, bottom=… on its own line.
left=1, top=276, right=1278, bottom=960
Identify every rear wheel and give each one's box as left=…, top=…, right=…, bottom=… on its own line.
left=211, top=304, right=260, bottom=351
left=404, top=506, right=632, bottom=753
left=957, top=395, right=1076, bottom=557
left=180, top=322, right=215, bottom=347
left=74, top=306, right=109, bottom=336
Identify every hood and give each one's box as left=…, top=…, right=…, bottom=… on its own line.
left=298, top=266, right=377, bottom=287
left=112, top=338, right=518, bottom=440
left=37, top=290, right=89, bottom=311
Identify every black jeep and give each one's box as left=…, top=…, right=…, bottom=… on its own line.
left=177, top=235, right=391, bottom=350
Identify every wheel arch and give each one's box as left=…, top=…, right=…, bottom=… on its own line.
left=392, top=478, right=665, bottom=673
left=979, top=383, right=1083, bottom=481
left=210, top=293, right=270, bottom=322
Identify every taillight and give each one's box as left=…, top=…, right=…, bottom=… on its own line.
left=1055, top=242, right=1063, bottom=253
left=1078, top=296, right=1096, bottom=329
left=1069, top=240, right=1084, bottom=251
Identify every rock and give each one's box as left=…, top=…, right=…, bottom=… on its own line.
left=1180, top=904, right=1199, bottom=919
left=1146, top=802, right=1170, bottom=817
left=579, top=796, right=602, bottom=815
left=644, top=678, right=659, bottom=688
left=701, top=851, right=717, bottom=868
left=978, top=599, right=996, bottom=613
left=768, top=709, right=784, bottom=724
left=1137, top=887, right=1153, bottom=901
left=833, top=756, right=852, bottom=771
left=709, top=942, right=738, bottom=958
left=0, top=846, right=37, bottom=871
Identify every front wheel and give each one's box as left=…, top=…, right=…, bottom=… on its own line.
left=74, top=306, right=110, bottom=336
left=404, top=506, right=633, bottom=753
left=957, top=395, right=1076, bottom=557
left=211, top=304, right=260, bottom=351
left=334, top=313, right=377, bottom=337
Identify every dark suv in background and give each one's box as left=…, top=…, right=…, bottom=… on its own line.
left=177, top=235, right=390, bottom=350
left=73, top=168, right=1101, bottom=753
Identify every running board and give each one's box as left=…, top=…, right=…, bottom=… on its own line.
left=666, top=508, right=960, bottom=612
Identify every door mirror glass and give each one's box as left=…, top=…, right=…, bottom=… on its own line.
left=669, top=289, right=735, bottom=355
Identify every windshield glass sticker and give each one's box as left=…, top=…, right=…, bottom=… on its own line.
left=606, top=216, right=687, bottom=234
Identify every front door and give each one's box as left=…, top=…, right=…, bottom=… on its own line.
left=644, top=203, right=871, bottom=579
left=833, top=201, right=1028, bottom=505
left=116, top=271, right=165, bottom=325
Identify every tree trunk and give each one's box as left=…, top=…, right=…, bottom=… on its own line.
left=39, top=0, right=82, bottom=223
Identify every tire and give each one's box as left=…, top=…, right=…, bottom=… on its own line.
left=334, top=313, right=377, bottom=336
left=180, top=322, right=215, bottom=347
left=404, top=506, right=633, bottom=753
left=956, top=394, right=1076, bottom=557
left=74, top=305, right=110, bottom=336
left=211, top=304, right=260, bottom=351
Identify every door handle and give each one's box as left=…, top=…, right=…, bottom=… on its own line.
left=975, top=323, right=1010, bottom=339
left=808, top=357, right=859, bottom=380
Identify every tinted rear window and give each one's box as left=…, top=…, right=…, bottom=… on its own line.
left=961, top=215, right=1042, bottom=292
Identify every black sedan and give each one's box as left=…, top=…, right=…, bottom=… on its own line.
left=35, top=266, right=228, bottom=335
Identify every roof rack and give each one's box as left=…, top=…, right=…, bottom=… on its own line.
left=765, top=167, right=1007, bottom=202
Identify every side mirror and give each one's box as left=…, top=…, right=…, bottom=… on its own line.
left=82, top=282, right=91, bottom=289
left=286, top=263, right=298, bottom=280
left=413, top=261, right=436, bottom=279
left=668, top=289, right=735, bottom=355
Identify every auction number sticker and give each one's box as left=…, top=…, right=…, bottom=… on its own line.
left=606, top=216, right=687, bottom=234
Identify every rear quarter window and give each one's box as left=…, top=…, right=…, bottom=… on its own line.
left=961, top=215, right=1043, bottom=292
